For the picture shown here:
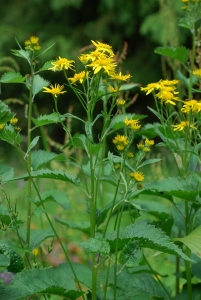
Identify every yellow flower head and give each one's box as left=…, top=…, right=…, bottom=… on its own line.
left=30, top=36, right=39, bottom=44
left=172, top=121, right=197, bottom=131
left=109, top=72, right=132, bottom=81
left=137, top=143, right=144, bottom=150
left=69, top=71, right=89, bottom=85
left=0, top=124, right=5, bottom=131
left=181, top=99, right=201, bottom=113
left=116, top=98, right=126, bottom=106
left=112, top=135, right=129, bottom=151
left=124, top=117, right=141, bottom=131
left=140, top=82, right=161, bottom=95
left=109, top=86, right=121, bottom=94
left=87, top=56, right=116, bottom=75
left=32, top=248, right=39, bottom=256
left=49, top=57, right=75, bottom=72
left=145, top=138, right=154, bottom=146
left=192, top=69, right=201, bottom=77
left=127, top=152, right=134, bottom=158
left=43, top=84, right=67, bottom=98
left=10, top=118, right=18, bottom=125
left=130, top=171, right=144, bottom=182
left=91, top=40, right=114, bottom=57
left=24, top=36, right=40, bottom=51
left=14, top=126, right=21, bottom=131
left=143, top=147, right=151, bottom=152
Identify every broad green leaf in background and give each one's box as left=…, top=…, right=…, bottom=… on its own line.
left=119, top=240, right=143, bottom=267
left=26, top=136, right=40, bottom=154
left=106, top=221, right=191, bottom=261
left=63, top=134, right=89, bottom=155
left=32, top=189, right=70, bottom=211
left=176, top=70, right=198, bottom=89
left=32, top=74, right=49, bottom=96
left=0, top=163, right=14, bottom=182
left=0, top=72, right=26, bottom=83
left=38, top=60, right=55, bottom=71
left=174, top=225, right=201, bottom=258
left=85, top=120, right=94, bottom=143
left=121, top=83, right=139, bottom=90
left=82, top=237, right=110, bottom=254
left=56, top=219, right=90, bottom=235
left=11, top=49, right=30, bottom=60
left=154, top=46, right=190, bottom=63
left=19, top=228, right=55, bottom=249
left=0, top=101, right=14, bottom=123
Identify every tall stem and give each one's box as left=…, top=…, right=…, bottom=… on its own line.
left=185, top=201, right=192, bottom=300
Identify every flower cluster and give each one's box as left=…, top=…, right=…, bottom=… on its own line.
left=69, top=71, right=89, bottom=85
left=181, top=99, right=201, bottom=113
left=124, top=117, right=141, bottom=131
left=0, top=118, right=20, bottom=132
left=24, top=36, right=41, bottom=51
left=137, top=138, right=155, bottom=152
left=141, top=79, right=180, bottom=105
left=112, top=135, right=129, bottom=151
left=172, top=121, right=197, bottom=131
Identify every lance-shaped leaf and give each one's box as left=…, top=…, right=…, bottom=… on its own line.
left=0, top=265, right=84, bottom=300
left=0, top=101, right=14, bottom=123
left=121, top=83, right=139, bottom=90
left=0, top=72, right=26, bottom=83
left=0, top=124, right=22, bottom=146
left=56, top=219, right=90, bottom=234
left=32, top=190, right=70, bottom=211
left=155, top=46, right=189, bottom=63
left=1, top=169, right=80, bottom=185
left=174, top=225, right=201, bottom=258
left=106, top=221, right=191, bottom=261
left=32, top=112, right=66, bottom=127
left=38, top=60, right=55, bottom=71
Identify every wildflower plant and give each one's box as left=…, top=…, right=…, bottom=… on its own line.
left=0, top=11, right=200, bottom=299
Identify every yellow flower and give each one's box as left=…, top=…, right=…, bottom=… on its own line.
left=140, top=82, right=161, bottom=95
left=49, top=57, right=75, bottom=72
left=127, top=152, right=134, bottom=158
left=156, top=88, right=179, bottom=105
left=14, top=126, right=21, bottom=131
left=113, top=135, right=129, bottom=151
left=32, top=248, right=39, bottom=256
left=43, top=84, right=67, bottom=98
left=30, top=36, right=39, bottom=44
left=78, top=54, right=90, bottom=64
left=91, top=40, right=114, bottom=57
left=109, top=72, right=132, bottom=81
left=10, top=118, right=18, bottom=125
left=69, top=71, right=89, bottom=85
left=145, top=138, right=154, bottom=146
left=87, top=51, right=106, bottom=62
left=137, top=143, right=144, bottom=150
left=192, top=69, right=201, bottom=77
left=181, top=99, right=201, bottom=113
left=116, top=98, right=126, bottom=106
left=124, top=117, right=141, bottom=131
left=24, top=36, right=40, bottom=51
left=130, top=171, right=144, bottom=182
left=143, top=147, right=151, bottom=152
left=172, top=121, right=197, bottom=131
left=87, top=56, right=117, bottom=74
left=114, top=163, right=121, bottom=169
left=0, top=124, right=5, bottom=131
left=109, top=86, right=121, bottom=93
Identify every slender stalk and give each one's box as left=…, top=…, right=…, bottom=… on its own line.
left=185, top=201, right=192, bottom=300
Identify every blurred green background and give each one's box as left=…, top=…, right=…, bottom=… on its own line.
left=0, top=0, right=189, bottom=148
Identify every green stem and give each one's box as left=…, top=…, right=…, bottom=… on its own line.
left=188, top=23, right=196, bottom=99
left=185, top=201, right=192, bottom=300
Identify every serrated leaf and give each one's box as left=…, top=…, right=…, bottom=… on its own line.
left=0, top=163, right=14, bottom=182
left=82, top=237, right=110, bottom=254
left=19, top=228, right=55, bottom=249
left=56, top=219, right=90, bottom=234
left=99, top=175, right=118, bottom=186
left=174, top=225, right=201, bottom=258
left=0, top=265, right=84, bottom=300
left=32, top=74, right=50, bottom=96
left=106, top=221, right=191, bottom=261
left=0, top=72, right=26, bottom=83
left=2, top=169, right=80, bottom=185
left=39, top=60, right=55, bottom=71
left=155, top=46, right=190, bottom=63
left=0, top=100, right=14, bottom=123
left=33, top=190, right=70, bottom=211
left=32, top=112, right=66, bottom=127
left=119, top=240, right=143, bottom=267
left=0, top=124, right=22, bottom=146
left=33, top=206, right=45, bottom=218
left=31, top=150, right=62, bottom=170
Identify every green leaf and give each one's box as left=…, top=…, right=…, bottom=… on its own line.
left=174, top=225, right=201, bottom=258
left=85, top=121, right=94, bottom=143
left=137, top=158, right=162, bottom=169
left=33, top=190, right=70, bottom=211
left=121, top=83, right=139, bottom=90
left=0, top=101, right=14, bottom=123
left=56, top=219, right=90, bottom=234
left=0, top=204, right=11, bottom=225
left=0, top=124, right=22, bottom=146
left=32, top=74, right=50, bottom=96
left=99, top=175, right=118, bottom=186
left=0, top=253, right=10, bottom=267
left=82, top=237, right=110, bottom=254
left=26, top=136, right=39, bottom=154
left=0, top=244, right=24, bottom=273
left=38, top=60, right=55, bottom=71
left=11, top=49, right=30, bottom=60
left=119, top=240, right=143, bottom=267
left=32, top=112, right=66, bottom=127
left=176, top=70, right=198, bottom=89
left=63, top=134, right=89, bottom=155
left=0, top=265, right=84, bottom=300
left=19, top=228, right=55, bottom=249
left=31, top=150, right=63, bottom=170
left=0, top=163, right=14, bottom=182
left=2, top=169, right=80, bottom=185
left=106, top=221, right=191, bottom=261
left=0, top=72, right=26, bottom=83
left=155, top=46, right=189, bottom=63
